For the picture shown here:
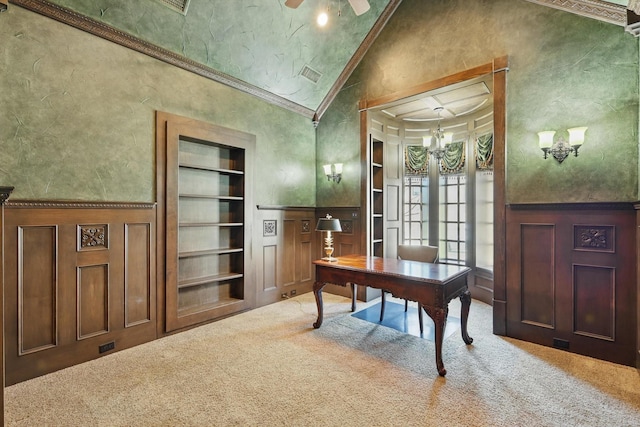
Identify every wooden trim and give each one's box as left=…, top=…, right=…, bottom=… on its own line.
left=492, top=57, right=508, bottom=335
left=315, top=0, right=403, bottom=121
left=11, top=0, right=315, bottom=120
left=358, top=57, right=510, bottom=328
left=359, top=108, right=369, bottom=256
left=524, top=0, right=626, bottom=26
left=362, top=62, right=496, bottom=111
left=6, top=200, right=155, bottom=209
left=509, top=202, right=635, bottom=211
left=0, top=186, right=12, bottom=426
left=256, top=205, right=316, bottom=211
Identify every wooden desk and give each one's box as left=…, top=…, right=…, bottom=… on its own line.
left=312, top=254, right=473, bottom=376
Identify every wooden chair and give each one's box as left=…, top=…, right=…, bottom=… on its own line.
left=380, top=244, right=439, bottom=334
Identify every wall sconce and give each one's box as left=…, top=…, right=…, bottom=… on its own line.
left=323, top=163, right=343, bottom=183
left=315, top=214, right=342, bottom=261
left=538, top=127, right=587, bottom=163
left=424, top=107, right=453, bottom=160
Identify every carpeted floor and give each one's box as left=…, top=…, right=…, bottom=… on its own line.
left=5, top=293, right=640, bottom=426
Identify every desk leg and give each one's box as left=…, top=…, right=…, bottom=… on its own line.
left=351, top=283, right=356, bottom=312
left=460, top=290, right=473, bottom=345
left=423, top=305, right=448, bottom=376
left=313, top=281, right=326, bottom=329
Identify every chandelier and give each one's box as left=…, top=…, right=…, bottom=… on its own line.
left=423, top=107, right=453, bottom=160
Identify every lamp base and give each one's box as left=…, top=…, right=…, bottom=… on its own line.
left=321, top=256, right=338, bottom=262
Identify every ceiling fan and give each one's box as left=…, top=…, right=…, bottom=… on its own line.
left=285, top=0, right=370, bottom=16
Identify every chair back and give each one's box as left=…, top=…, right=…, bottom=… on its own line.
left=397, top=244, right=438, bottom=263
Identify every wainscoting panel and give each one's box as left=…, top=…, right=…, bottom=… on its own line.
left=573, top=264, right=615, bottom=341
left=125, top=223, right=152, bottom=327
left=520, top=224, right=555, bottom=329
left=506, top=203, right=636, bottom=366
left=18, top=225, right=58, bottom=355
left=4, top=201, right=157, bottom=385
left=77, top=264, right=109, bottom=339
left=255, top=207, right=318, bottom=307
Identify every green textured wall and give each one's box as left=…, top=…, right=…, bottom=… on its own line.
left=0, top=6, right=316, bottom=205
left=317, top=0, right=639, bottom=206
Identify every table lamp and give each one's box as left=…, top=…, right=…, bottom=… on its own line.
left=315, top=214, right=342, bottom=261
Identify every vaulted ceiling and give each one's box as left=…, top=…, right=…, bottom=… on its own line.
left=10, top=0, right=632, bottom=121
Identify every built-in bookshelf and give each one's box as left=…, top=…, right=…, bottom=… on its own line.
left=371, top=137, right=384, bottom=257
left=159, top=112, right=255, bottom=332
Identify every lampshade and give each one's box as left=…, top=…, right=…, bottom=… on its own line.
left=567, top=127, right=587, bottom=147
left=315, top=217, right=342, bottom=232
left=538, top=131, right=555, bottom=149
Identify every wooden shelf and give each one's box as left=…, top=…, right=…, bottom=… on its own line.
left=179, top=248, right=243, bottom=258
left=178, top=273, right=244, bottom=290
left=179, top=194, right=243, bottom=201
left=178, top=297, right=245, bottom=317
left=178, top=222, right=243, bottom=227
left=179, top=162, right=244, bottom=175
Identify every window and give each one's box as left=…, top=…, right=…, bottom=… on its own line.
left=402, top=133, right=493, bottom=274
left=402, top=176, right=429, bottom=246
left=439, top=175, right=466, bottom=266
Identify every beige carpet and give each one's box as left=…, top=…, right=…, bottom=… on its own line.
left=5, top=293, right=640, bottom=426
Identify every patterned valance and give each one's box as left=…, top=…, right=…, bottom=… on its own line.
left=440, top=141, right=465, bottom=175
left=476, top=133, right=494, bottom=172
left=405, top=145, right=429, bottom=176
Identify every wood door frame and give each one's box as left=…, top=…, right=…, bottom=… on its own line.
left=358, top=57, right=509, bottom=334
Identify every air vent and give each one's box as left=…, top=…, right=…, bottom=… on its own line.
left=157, top=0, right=190, bottom=15
left=300, top=65, right=322, bottom=84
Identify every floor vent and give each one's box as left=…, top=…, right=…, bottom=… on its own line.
left=300, top=65, right=322, bottom=84
left=157, top=0, right=190, bottom=15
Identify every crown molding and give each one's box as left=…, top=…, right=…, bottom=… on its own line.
left=525, top=0, right=626, bottom=26
left=11, top=0, right=316, bottom=119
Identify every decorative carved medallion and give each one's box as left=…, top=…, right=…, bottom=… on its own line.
left=79, top=225, right=108, bottom=250
left=263, top=220, right=277, bottom=237
left=340, top=220, right=353, bottom=234
left=574, top=225, right=614, bottom=252
left=301, top=220, right=310, bottom=233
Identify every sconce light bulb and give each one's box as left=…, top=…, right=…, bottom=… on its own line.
left=323, top=164, right=332, bottom=175
left=334, top=163, right=343, bottom=174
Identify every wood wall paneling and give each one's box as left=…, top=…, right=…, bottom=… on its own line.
left=506, top=204, right=636, bottom=366
left=0, top=186, right=13, bottom=425
left=573, top=264, right=615, bottom=341
left=4, top=202, right=157, bottom=385
left=77, top=264, right=109, bottom=339
left=125, top=223, right=152, bottom=327
left=18, top=225, right=58, bottom=354
left=315, top=207, right=363, bottom=300
left=520, top=224, right=555, bottom=328
left=255, top=207, right=318, bottom=306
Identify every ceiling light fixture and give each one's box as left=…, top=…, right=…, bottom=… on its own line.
left=423, top=107, right=453, bottom=160
left=317, top=10, right=328, bottom=26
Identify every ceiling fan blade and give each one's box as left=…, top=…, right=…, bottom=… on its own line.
left=285, top=0, right=304, bottom=9
left=347, top=0, right=370, bottom=16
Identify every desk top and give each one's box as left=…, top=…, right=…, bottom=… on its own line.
left=313, top=254, right=470, bottom=285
